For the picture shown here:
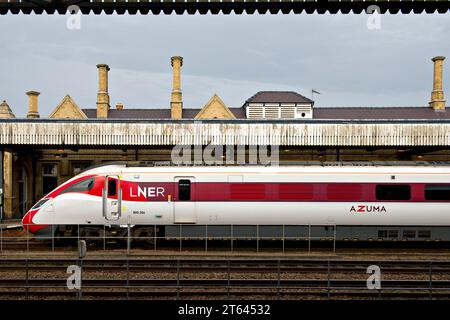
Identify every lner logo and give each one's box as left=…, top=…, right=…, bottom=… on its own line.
left=129, top=186, right=165, bottom=198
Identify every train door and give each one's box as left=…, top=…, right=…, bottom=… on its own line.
left=173, top=177, right=196, bottom=224
left=102, top=175, right=122, bottom=221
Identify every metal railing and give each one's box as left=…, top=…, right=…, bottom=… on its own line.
left=1, top=224, right=338, bottom=255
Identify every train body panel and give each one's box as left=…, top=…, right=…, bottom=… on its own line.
left=21, top=164, right=450, bottom=238
left=31, top=199, right=450, bottom=227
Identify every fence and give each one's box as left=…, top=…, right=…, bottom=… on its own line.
left=1, top=224, right=338, bottom=254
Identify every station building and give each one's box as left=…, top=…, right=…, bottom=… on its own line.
left=0, top=56, right=447, bottom=220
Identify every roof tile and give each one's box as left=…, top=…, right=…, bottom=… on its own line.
left=314, top=107, right=450, bottom=120
left=82, top=107, right=247, bottom=119
left=244, top=91, right=314, bottom=105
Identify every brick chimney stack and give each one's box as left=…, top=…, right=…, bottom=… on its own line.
left=429, top=56, right=446, bottom=111
left=96, top=64, right=110, bottom=118
left=26, top=91, right=40, bottom=118
left=170, top=56, right=183, bottom=119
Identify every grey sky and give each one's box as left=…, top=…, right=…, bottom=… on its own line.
left=0, top=13, right=449, bottom=117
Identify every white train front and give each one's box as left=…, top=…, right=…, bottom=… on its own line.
left=22, top=163, right=450, bottom=241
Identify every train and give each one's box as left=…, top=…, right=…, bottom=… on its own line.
left=21, top=161, right=450, bottom=242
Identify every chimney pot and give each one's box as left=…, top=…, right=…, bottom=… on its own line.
left=171, top=56, right=183, bottom=67
left=116, top=103, right=124, bottom=110
left=96, top=64, right=110, bottom=72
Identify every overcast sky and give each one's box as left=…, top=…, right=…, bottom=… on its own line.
left=0, top=13, right=449, bottom=117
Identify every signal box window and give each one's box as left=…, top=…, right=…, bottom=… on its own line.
left=108, top=178, right=117, bottom=197
left=178, top=180, right=191, bottom=201
left=425, top=185, right=450, bottom=201
left=376, top=185, right=410, bottom=201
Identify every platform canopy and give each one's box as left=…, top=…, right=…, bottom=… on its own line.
left=0, top=0, right=448, bottom=15
left=1, top=119, right=450, bottom=147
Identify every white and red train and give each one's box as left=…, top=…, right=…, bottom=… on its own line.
left=22, top=162, right=450, bottom=241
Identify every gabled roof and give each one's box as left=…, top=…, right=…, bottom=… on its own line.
left=195, top=94, right=236, bottom=119
left=244, top=91, right=314, bottom=105
left=0, top=100, right=15, bottom=118
left=49, top=95, right=87, bottom=119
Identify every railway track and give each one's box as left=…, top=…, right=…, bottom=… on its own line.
left=1, top=258, right=450, bottom=299
left=2, top=238, right=450, bottom=255
left=1, top=279, right=450, bottom=299
left=1, top=258, right=450, bottom=272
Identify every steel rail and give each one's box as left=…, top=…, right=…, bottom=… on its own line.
left=1, top=258, right=449, bottom=301
left=2, top=257, right=450, bottom=264
left=2, top=278, right=450, bottom=287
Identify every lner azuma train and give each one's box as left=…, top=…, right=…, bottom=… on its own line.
left=22, top=161, right=450, bottom=242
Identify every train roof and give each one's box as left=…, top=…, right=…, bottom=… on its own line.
left=80, top=161, right=450, bottom=175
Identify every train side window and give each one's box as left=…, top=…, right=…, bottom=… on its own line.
left=178, top=179, right=191, bottom=201
left=403, top=230, right=416, bottom=238
left=388, top=230, right=398, bottom=238
left=60, top=177, right=95, bottom=194
left=376, top=185, right=411, bottom=200
left=108, top=178, right=117, bottom=197
left=425, top=185, right=450, bottom=200
left=327, top=184, right=362, bottom=201
left=230, top=183, right=265, bottom=200
left=378, top=230, right=388, bottom=238
left=418, top=230, right=431, bottom=238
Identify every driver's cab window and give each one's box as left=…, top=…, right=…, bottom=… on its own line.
left=60, top=177, right=95, bottom=194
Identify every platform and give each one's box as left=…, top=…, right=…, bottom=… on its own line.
left=0, top=219, right=22, bottom=229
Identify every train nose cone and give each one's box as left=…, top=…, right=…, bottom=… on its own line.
left=22, top=209, right=37, bottom=233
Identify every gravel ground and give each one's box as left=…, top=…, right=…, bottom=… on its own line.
left=2, top=240, right=450, bottom=299
left=2, top=247, right=450, bottom=260
left=2, top=269, right=450, bottom=281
